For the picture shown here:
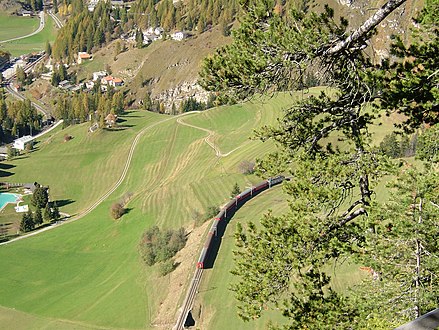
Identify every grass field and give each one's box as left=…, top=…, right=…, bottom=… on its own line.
left=0, top=14, right=57, bottom=56
left=0, top=93, right=295, bottom=329
left=0, top=13, right=39, bottom=43
left=0, top=87, right=403, bottom=329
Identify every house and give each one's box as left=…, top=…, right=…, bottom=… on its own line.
left=22, top=10, right=33, bottom=17
left=154, top=27, right=164, bottom=35
left=171, top=31, right=187, bottom=41
left=101, top=76, right=123, bottom=87
left=77, top=52, right=92, bottom=64
left=58, top=80, right=72, bottom=89
left=92, top=71, right=107, bottom=81
left=101, top=75, right=114, bottom=85
left=109, top=77, right=123, bottom=87
left=105, top=113, right=118, bottom=127
left=85, top=80, right=95, bottom=89
left=13, top=136, right=33, bottom=150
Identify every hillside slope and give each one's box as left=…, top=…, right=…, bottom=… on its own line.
left=0, top=92, right=297, bottom=329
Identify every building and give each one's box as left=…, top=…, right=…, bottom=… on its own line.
left=101, top=76, right=123, bottom=87
left=92, top=71, right=107, bottom=81
left=105, top=113, right=118, bottom=127
left=13, top=136, right=33, bottom=150
left=77, top=52, right=92, bottom=64
left=22, top=10, right=33, bottom=17
left=171, top=31, right=187, bottom=41
left=110, top=78, right=123, bottom=87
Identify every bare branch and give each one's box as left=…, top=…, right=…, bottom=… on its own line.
left=325, top=0, right=407, bottom=55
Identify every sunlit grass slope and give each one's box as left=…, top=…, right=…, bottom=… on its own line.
left=0, top=13, right=39, bottom=42
left=1, top=14, right=57, bottom=56
left=0, top=92, right=297, bottom=329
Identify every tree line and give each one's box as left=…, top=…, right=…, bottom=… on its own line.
left=52, top=0, right=122, bottom=62
left=0, top=90, right=42, bottom=144
left=20, top=184, right=61, bottom=233
left=53, top=85, right=124, bottom=127
left=131, top=0, right=239, bottom=35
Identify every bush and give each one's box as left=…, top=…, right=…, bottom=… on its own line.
left=205, top=205, right=220, bottom=219
left=110, top=202, right=125, bottom=219
left=238, top=160, right=255, bottom=174
left=139, top=226, right=187, bottom=266
left=159, top=259, right=177, bottom=276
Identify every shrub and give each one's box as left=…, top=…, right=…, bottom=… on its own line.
left=64, top=134, right=73, bottom=142
left=238, top=160, right=255, bottom=174
left=110, top=202, right=125, bottom=219
left=159, top=259, right=177, bottom=276
left=139, top=226, right=187, bottom=266
left=205, top=205, right=220, bottom=220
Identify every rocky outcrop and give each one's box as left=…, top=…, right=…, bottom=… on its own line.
left=152, top=81, right=211, bottom=113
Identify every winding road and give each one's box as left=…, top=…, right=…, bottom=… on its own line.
left=0, top=11, right=45, bottom=44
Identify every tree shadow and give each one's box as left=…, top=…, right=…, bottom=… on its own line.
left=0, top=163, right=15, bottom=170
left=51, top=199, right=75, bottom=207
left=123, top=207, right=133, bottom=216
left=0, top=170, right=14, bottom=178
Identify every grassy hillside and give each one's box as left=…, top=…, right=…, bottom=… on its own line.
left=0, top=13, right=39, bottom=42
left=0, top=92, right=298, bottom=329
left=1, top=14, right=57, bottom=56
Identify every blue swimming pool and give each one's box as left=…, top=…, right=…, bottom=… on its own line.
left=0, top=193, right=20, bottom=209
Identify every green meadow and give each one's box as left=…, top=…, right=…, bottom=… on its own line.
left=0, top=88, right=401, bottom=329
left=0, top=93, right=294, bottom=329
left=0, top=14, right=57, bottom=56
left=0, top=13, right=39, bottom=43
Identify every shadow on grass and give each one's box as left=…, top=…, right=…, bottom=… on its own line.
left=51, top=199, right=74, bottom=207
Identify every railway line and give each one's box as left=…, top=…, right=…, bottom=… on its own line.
left=174, top=176, right=286, bottom=329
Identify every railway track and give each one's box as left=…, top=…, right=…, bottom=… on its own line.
left=174, top=268, right=203, bottom=330
left=48, top=10, right=64, bottom=28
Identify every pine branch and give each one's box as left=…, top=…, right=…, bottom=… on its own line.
left=325, top=0, right=407, bottom=55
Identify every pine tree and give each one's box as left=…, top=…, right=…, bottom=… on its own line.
left=34, top=207, right=43, bottom=226
left=20, top=210, right=34, bottom=233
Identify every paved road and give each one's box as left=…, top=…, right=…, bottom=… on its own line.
left=0, top=11, right=45, bottom=44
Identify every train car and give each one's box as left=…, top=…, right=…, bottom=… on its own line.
left=196, top=176, right=286, bottom=269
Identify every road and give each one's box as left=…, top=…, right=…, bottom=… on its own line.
left=5, top=82, right=50, bottom=118
left=0, top=11, right=45, bottom=44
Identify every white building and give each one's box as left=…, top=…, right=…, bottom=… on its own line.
left=13, top=136, right=33, bottom=150
left=171, top=31, right=187, bottom=41
left=92, top=71, right=107, bottom=81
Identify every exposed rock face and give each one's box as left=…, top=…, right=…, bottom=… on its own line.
left=153, top=81, right=211, bottom=113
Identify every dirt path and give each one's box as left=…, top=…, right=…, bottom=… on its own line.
left=0, top=11, right=45, bottom=44
left=0, top=112, right=201, bottom=246
left=176, top=116, right=244, bottom=157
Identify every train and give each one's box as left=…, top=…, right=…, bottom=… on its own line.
left=196, top=175, right=286, bottom=269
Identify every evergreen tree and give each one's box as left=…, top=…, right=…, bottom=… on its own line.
left=198, top=0, right=433, bottom=327
left=20, top=210, right=34, bottom=233
left=43, top=203, right=51, bottom=221
left=34, top=207, right=43, bottom=226
left=51, top=202, right=61, bottom=221
left=45, top=41, right=52, bottom=58
left=231, top=182, right=240, bottom=197
left=135, top=28, right=143, bottom=48
left=32, top=185, right=49, bottom=209
left=354, top=167, right=439, bottom=325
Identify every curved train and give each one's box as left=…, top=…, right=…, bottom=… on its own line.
left=196, top=175, right=285, bottom=269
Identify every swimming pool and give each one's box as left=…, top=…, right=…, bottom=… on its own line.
left=0, top=193, right=20, bottom=210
